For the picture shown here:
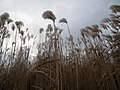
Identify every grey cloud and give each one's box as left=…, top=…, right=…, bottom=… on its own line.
left=0, top=0, right=120, bottom=39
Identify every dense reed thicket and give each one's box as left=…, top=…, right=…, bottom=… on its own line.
left=0, top=5, right=120, bottom=90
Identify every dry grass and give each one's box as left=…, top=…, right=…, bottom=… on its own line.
left=0, top=5, right=120, bottom=90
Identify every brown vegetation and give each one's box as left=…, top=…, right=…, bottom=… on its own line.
left=0, top=5, right=120, bottom=90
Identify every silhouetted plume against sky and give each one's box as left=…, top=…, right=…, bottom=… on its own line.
left=0, top=0, right=120, bottom=39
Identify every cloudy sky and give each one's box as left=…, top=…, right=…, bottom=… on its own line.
left=0, top=0, right=120, bottom=39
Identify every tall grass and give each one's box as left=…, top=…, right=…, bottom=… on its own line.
left=0, top=5, right=120, bottom=90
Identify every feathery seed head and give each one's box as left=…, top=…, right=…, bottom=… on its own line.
left=59, top=18, right=68, bottom=24
left=110, top=5, right=120, bottom=13
left=85, top=26, right=92, bottom=30
left=0, top=12, right=10, bottom=21
left=15, top=21, right=24, bottom=29
left=42, top=10, right=56, bottom=22
left=7, top=19, right=13, bottom=24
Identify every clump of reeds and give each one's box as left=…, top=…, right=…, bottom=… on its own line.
left=0, top=4, right=120, bottom=90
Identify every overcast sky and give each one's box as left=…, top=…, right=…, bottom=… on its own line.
left=0, top=0, right=120, bottom=39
